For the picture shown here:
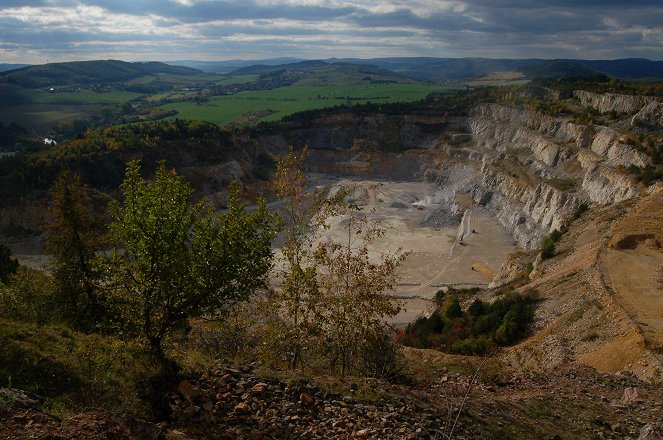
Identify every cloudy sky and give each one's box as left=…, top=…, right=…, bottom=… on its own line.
left=1, top=0, right=662, bottom=63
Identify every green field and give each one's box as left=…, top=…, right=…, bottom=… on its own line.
left=23, top=90, right=144, bottom=105
left=161, top=83, right=446, bottom=126
left=0, top=104, right=103, bottom=134
left=215, top=75, right=259, bottom=85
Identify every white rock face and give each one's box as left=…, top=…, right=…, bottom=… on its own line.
left=631, top=101, right=663, bottom=128
left=464, top=102, right=642, bottom=249
left=574, top=90, right=654, bottom=114
left=590, top=127, right=650, bottom=168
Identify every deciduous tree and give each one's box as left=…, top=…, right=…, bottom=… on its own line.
left=108, top=161, right=276, bottom=357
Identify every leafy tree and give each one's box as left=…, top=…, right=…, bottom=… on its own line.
left=268, top=146, right=407, bottom=376
left=313, top=183, right=408, bottom=376
left=0, top=244, right=19, bottom=284
left=446, top=298, right=463, bottom=319
left=268, top=145, right=321, bottom=370
left=108, top=161, right=276, bottom=357
left=44, top=170, right=103, bottom=329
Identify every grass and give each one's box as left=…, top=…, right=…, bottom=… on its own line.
left=0, top=319, right=164, bottom=419
left=162, top=83, right=447, bottom=126
left=20, top=90, right=144, bottom=105
left=0, top=104, right=102, bottom=135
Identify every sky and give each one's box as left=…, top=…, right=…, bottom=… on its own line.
left=1, top=0, right=662, bottom=64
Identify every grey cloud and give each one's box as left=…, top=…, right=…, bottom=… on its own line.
left=1, top=0, right=662, bottom=62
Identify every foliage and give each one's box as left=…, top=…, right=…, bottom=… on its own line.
left=0, top=244, right=19, bottom=284
left=44, top=171, right=105, bottom=330
left=107, top=161, right=277, bottom=356
left=266, top=145, right=322, bottom=370
left=540, top=228, right=564, bottom=260
left=0, top=319, right=165, bottom=419
left=313, top=189, right=408, bottom=376
left=0, top=267, right=56, bottom=324
left=265, top=146, right=407, bottom=377
left=0, top=118, right=236, bottom=207
left=573, top=203, right=589, bottom=220
left=402, top=291, right=538, bottom=355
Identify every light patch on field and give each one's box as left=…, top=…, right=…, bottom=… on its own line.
left=467, top=71, right=529, bottom=87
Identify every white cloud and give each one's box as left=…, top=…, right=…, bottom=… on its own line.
left=0, top=0, right=662, bottom=62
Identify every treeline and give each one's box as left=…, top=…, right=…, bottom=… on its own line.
left=0, top=122, right=43, bottom=152
left=0, top=119, right=238, bottom=206
left=531, top=76, right=663, bottom=97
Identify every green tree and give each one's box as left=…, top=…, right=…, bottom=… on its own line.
left=446, top=298, right=463, bottom=319
left=108, top=161, right=276, bottom=357
left=44, top=170, right=103, bottom=329
left=0, top=244, right=19, bottom=284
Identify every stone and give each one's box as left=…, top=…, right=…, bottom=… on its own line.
left=251, top=383, right=267, bottom=394
left=177, top=380, right=200, bottom=401
left=300, top=392, right=314, bottom=407
left=621, top=387, right=640, bottom=405
left=638, top=424, right=660, bottom=440
left=234, top=402, right=249, bottom=413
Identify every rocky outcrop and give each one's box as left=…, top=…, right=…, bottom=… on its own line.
left=471, top=103, right=593, bottom=148
left=590, top=127, right=650, bottom=168
left=464, top=103, right=644, bottom=248
left=574, top=90, right=654, bottom=114
left=577, top=149, right=641, bottom=204
left=473, top=164, right=580, bottom=248
left=631, top=101, right=663, bottom=128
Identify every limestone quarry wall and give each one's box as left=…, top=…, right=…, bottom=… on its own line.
left=466, top=103, right=643, bottom=249
left=574, top=90, right=655, bottom=114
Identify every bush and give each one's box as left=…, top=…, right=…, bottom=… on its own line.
left=361, top=331, right=403, bottom=380
left=573, top=203, right=589, bottom=220
left=402, top=291, right=538, bottom=355
left=541, top=228, right=564, bottom=259
left=446, top=298, right=463, bottom=318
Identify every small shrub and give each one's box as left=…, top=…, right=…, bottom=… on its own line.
left=361, top=331, right=403, bottom=380
left=540, top=237, right=556, bottom=259
left=573, top=203, right=589, bottom=220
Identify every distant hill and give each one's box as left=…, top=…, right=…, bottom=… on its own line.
left=0, top=60, right=203, bottom=88
left=167, top=58, right=306, bottom=73
left=334, top=57, right=663, bottom=83
left=229, top=60, right=330, bottom=76
left=564, top=58, right=663, bottom=79
left=226, top=60, right=410, bottom=85
left=0, top=64, right=31, bottom=73
left=519, top=60, right=601, bottom=80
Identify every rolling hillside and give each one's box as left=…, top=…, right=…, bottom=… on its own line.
left=0, top=60, right=203, bottom=88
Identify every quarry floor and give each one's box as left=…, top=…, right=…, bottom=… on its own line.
left=273, top=174, right=515, bottom=325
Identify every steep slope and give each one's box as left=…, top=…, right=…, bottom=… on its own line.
left=495, top=185, right=663, bottom=380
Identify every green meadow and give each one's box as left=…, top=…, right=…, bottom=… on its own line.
left=161, top=83, right=446, bottom=126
